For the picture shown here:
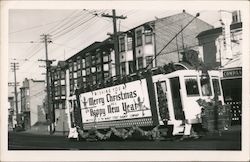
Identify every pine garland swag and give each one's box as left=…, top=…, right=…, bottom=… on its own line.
left=76, top=125, right=162, bottom=141
left=156, top=82, right=170, bottom=122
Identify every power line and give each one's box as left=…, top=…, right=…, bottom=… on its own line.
left=52, top=15, right=97, bottom=40
left=46, top=10, right=84, bottom=34
left=51, top=12, right=91, bottom=37
left=9, top=10, right=83, bottom=35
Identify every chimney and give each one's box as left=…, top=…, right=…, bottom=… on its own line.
left=220, top=11, right=233, bottom=59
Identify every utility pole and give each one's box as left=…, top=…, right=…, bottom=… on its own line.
left=10, top=62, right=20, bottom=126
left=102, top=9, right=126, bottom=76
left=40, top=34, right=54, bottom=135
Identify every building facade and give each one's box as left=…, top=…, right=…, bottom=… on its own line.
left=20, top=78, right=46, bottom=129
left=66, top=39, right=115, bottom=95
left=50, top=61, right=68, bottom=133
left=117, top=11, right=213, bottom=76
left=197, top=11, right=242, bottom=125
left=8, top=96, right=15, bottom=130
left=49, top=38, right=115, bottom=133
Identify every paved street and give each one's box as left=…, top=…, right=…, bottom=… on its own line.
left=8, top=126, right=241, bottom=150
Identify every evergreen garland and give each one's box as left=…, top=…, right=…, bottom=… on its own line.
left=76, top=125, right=162, bottom=141
left=196, top=98, right=231, bottom=133
left=156, top=82, right=170, bottom=123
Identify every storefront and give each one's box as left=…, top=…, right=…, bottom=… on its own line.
left=221, top=67, right=242, bottom=125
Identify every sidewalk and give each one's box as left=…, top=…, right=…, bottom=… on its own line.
left=23, top=129, right=69, bottom=137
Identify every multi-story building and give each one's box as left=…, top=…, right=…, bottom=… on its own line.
left=117, top=11, right=213, bottom=75
left=50, top=61, right=68, bottom=133
left=66, top=38, right=115, bottom=95
left=49, top=38, right=115, bottom=133
left=20, top=78, right=46, bottom=130
left=197, top=10, right=242, bottom=125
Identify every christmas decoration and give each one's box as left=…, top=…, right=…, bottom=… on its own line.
left=156, top=82, right=170, bottom=124
left=76, top=125, right=162, bottom=141
left=197, top=97, right=231, bottom=134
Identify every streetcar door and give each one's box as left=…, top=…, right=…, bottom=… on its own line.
left=169, top=77, right=185, bottom=120
left=182, top=76, right=202, bottom=123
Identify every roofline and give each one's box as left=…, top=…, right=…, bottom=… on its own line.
left=197, top=22, right=242, bottom=38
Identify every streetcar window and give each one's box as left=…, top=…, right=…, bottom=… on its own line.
left=212, top=78, right=221, bottom=96
left=185, top=77, right=199, bottom=96
left=200, top=76, right=212, bottom=96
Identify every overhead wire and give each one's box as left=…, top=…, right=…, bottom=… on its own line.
left=51, top=11, right=92, bottom=37
left=52, top=15, right=97, bottom=40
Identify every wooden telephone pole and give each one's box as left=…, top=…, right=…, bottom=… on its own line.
left=102, top=9, right=126, bottom=76
left=40, top=34, right=54, bottom=135
left=10, top=62, right=20, bottom=126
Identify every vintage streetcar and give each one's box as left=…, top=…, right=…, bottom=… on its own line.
left=66, top=65, right=231, bottom=141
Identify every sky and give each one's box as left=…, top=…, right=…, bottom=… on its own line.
left=8, top=9, right=222, bottom=94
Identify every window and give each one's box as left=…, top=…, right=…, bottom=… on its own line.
left=127, top=37, right=133, bottom=51
left=97, top=65, right=102, bottom=72
left=200, top=76, right=212, bottom=96
left=121, top=62, right=126, bottom=76
left=70, top=85, right=74, bottom=92
left=86, top=55, right=91, bottom=67
left=60, top=71, right=65, bottom=79
left=77, top=71, right=81, bottom=77
left=92, top=55, right=95, bottom=65
left=54, top=72, right=58, bottom=80
left=91, top=67, right=96, bottom=73
left=26, top=89, right=30, bottom=96
left=73, top=72, right=77, bottom=78
left=86, top=68, right=91, bottom=75
left=119, top=37, right=125, bottom=52
left=92, top=76, right=97, bottom=85
left=96, top=53, right=101, bottom=64
left=73, top=62, right=77, bottom=71
left=57, top=71, right=60, bottom=79
left=185, top=77, right=199, bottom=96
left=212, top=78, right=221, bottom=96
left=103, top=55, right=109, bottom=62
left=82, top=70, right=86, bottom=76
left=128, top=61, right=135, bottom=74
left=77, top=59, right=81, bottom=69
left=97, top=73, right=103, bottom=81
left=103, top=64, right=109, bottom=71
left=61, top=86, right=66, bottom=95
left=104, top=72, right=109, bottom=78
left=82, top=59, right=85, bottom=68
left=82, top=77, right=86, bottom=82
left=145, top=32, right=153, bottom=44
left=55, top=87, right=58, bottom=96
left=145, top=56, right=153, bottom=68
left=136, top=30, right=142, bottom=46
left=69, top=72, right=73, bottom=79
left=74, top=80, right=78, bottom=87
left=61, top=80, right=65, bottom=85
left=77, top=78, right=82, bottom=85
left=69, top=63, right=73, bottom=72
left=137, top=57, right=143, bottom=70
